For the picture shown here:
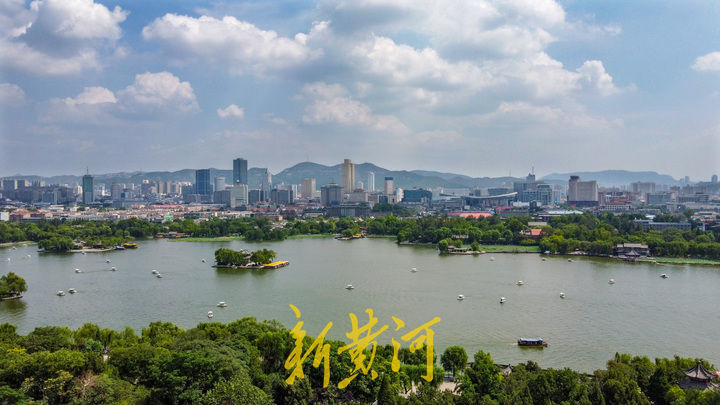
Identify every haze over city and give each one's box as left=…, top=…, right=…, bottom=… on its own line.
left=1, top=0, right=719, bottom=179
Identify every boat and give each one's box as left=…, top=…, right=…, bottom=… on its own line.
left=345, top=284, right=354, bottom=290
left=517, top=280, right=524, bottom=286
left=490, top=257, right=495, bottom=261
left=11, top=247, right=16, bottom=250
left=111, top=267, right=116, bottom=271
left=518, top=338, right=548, bottom=347
left=151, top=269, right=158, bottom=274
left=609, top=279, right=615, bottom=284
left=457, top=294, right=465, bottom=301
left=544, top=250, right=550, bottom=254
left=156, top=274, right=163, bottom=278
left=661, top=273, right=669, bottom=279
left=559, top=292, right=566, bottom=299
left=26, top=254, right=31, bottom=259
left=217, top=302, right=227, bottom=307
left=207, top=311, right=214, bottom=318
left=74, top=268, right=81, bottom=273
left=81, top=251, right=86, bottom=255
left=541, top=258, right=547, bottom=261
left=122, top=243, right=138, bottom=249
left=56, top=290, right=65, bottom=296
left=410, top=267, right=417, bottom=273
left=106, top=259, right=111, bottom=263
left=499, top=297, right=506, bottom=303
left=115, top=245, right=125, bottom=250
left=202, top=259, right=206, bottom=263
left=568, top=258, right=573, bottom=262
left=68, top=288, right=77, bottom=294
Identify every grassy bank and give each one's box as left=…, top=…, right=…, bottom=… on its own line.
left=480, top=244, right=541, bottom=253
left=637, top=257, right=720, bottom=266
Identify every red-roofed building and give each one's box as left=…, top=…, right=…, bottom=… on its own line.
left=448, top=211, right=492, bottom=219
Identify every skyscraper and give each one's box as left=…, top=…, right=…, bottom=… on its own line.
left=233, top=158, right=248, bottom=185
left=215, top=176, right=226, bottom=192
left=341, top=159, right=355, bottom=195
left=367, top=171, right=375, bottom=192
left=261, top=169, right=272, bottom=200
left=82, top=174, right=93, bottom=204
left=195, top=169, right=212, bottom=197
left=301, top=178, right=316, bottom=199
left=384, top=176, right=394, bottom=195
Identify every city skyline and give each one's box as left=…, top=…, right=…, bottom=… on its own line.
left=1, top=1, right=719, bottom=179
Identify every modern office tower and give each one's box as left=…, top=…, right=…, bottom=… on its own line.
left=301, top=178, right=316, bottom=199
left=270, top=188, right=294, bottom=205
left=567, top=176, right=598, bottom=207
left=233, top=158, right=248, bottom=185
left=341, top=159, right=355, bottom=195
left=367, top=172, right=375, bottom=192
left=110, top=183, right=123, bottom=200
left=631, top=182, right=656, bottom=194
left=384, top=176, right=394, bottom=195
left=395, top=188, right=404, bottom=202
left=321, top=183, right=343, bottom=206
left=229, top=184, right=248, bottom=207
left=260, top=169, right=272, bottom=199
left=248, top=189, right=265, bottom=204
left=82, top=174, right=94, bottom=204
left=215, top=175, right=226, bottom=192
left=195, top=169, right=212, bottom=197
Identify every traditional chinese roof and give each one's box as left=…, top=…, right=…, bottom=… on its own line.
left=683, top=362, right=716, bottom=381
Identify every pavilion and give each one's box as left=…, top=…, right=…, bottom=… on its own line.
left=678, top=362, right=719, bottom=391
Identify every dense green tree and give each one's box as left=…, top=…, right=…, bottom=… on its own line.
left=0, top=273, right=26, bottom=298
left=441, top=345, right=468, bottom=378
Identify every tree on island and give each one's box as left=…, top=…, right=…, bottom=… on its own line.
left=250, top=249, right=276, bottom=265
left=441, top=345, right=468, bottom=379
left=0, top=272, right=27, bottom=298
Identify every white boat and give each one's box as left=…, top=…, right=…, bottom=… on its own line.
left=559, top=292, right=566, bottom=299
left=202, top=259, right=206, bottom=263
left=26, top=254, right=31, bottom=259
left=57, top=290, right=65, bottom=296
left=541, top=258, right=547, bottom=261
left=490, top=257, right=495, bottom=261
left=661, top=273, right=668, bottom=279
left=11, top=247, right=16, bottom=250
left=207, top=311, right=214, bottom=318
left=156, top=274, right=163, bottom=278
left=608, top=279, right=615, bottom=284
left=111, top=267, right=116, bottom=271
left=345, top=284, right=354, bottom=290
left=81, top=252, right=86, bottom=255
left=568, top=258, right=573, bottom=262
left=6, top=258, right=10, bottom=262
left=68, top=288, right=77, bottom=294
left=457, top=294, right=464, bottom=301
left=106, top=259, right=111, bottom=263
left=74, top=268, right=81, bottom=273
left=499, top=297, right=506, bottom=303
left=217, top=302, right=227, bottom=307
left=517, top=280, right=524, bottom=286
left=410, top=267, right=417, bottom=273
left=151, top=269, right=158, bottom=274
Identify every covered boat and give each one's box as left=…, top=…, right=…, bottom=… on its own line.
left=517, top=338, right=548, bottom=347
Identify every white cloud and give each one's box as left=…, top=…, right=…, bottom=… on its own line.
left=475, top=101, right=621, bottom=129
left=142, top=14, right=316, bottom=75
left=576, top=60, right=623, bottom=96
left=118, top=72, right=198, bottom=113
left=692, top=52, right=720, bottom=72
left=63, top=86, right=117, bottom=105
left=0, top=82, right=26, bottom=106
left=301, top=82, right=409, bottom=133
left=0, top=0, right=127, bottom=76
left=217, top=104, right=245, bottom=119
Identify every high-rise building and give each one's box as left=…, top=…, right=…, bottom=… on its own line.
left=261, top=169, right=272, bottom=199
left=110, top=183, right=123, bottom=200
left=367, top=172, right=375, bottom=192
left=301, top=178, right=316, bottom=199
left=567, top=176, right=598, bottom=207
left=631, top=182, right=656, bottom=195
left=215, top=176, right=226, bottom=192
left=82, top=174, right=93, bottom=204
left=271, top=188, right=294, bottom=205
left=195, top=169, right=212, bottom=197
left=233, top=158, right=248, bottom=185
left=384, top=177, right=394, bottom=195
left=341, top=159, right=355, bottom=195
left=712, top=175, right=718, bottom=183
left=321, top=183, right=343, bottom=206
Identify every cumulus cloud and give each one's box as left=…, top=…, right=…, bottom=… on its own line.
left=142, top=14, right=316, bottom=75
left=118, top=72, right=198, bottom=113
left=217, top=104, right=245, bottom=119
left=0, top=82, right=26, bottom=106
left=42, top=72, right=198, bottom=123
left=692, top=52, right=720, bottom=72
left=576, top=60, right=623, bottom=96
left=0, top=0, right=128, bottom=76
left=301, top=82, right=409, bottom=133
left=475, top=101, right=621, bottom=129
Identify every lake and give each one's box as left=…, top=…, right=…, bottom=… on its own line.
left=1, top=237, right=719, bottom=372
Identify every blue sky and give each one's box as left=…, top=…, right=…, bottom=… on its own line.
left=1, top=0, right=719, bottom=180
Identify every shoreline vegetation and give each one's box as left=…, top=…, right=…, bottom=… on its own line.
left=0, top=318, right=717, bottom=404
left=1, top=213, right=719, bottom=266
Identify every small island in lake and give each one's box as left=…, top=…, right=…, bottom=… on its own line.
left=0, top=272, right=27, bottom=301
left=213, top=248, right=288, bottom=269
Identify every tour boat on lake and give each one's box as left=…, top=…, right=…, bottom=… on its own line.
left=518, top=338, right=548, bottom=347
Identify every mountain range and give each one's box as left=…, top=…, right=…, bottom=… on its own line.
left=4, top=163, right=682, bottom=190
